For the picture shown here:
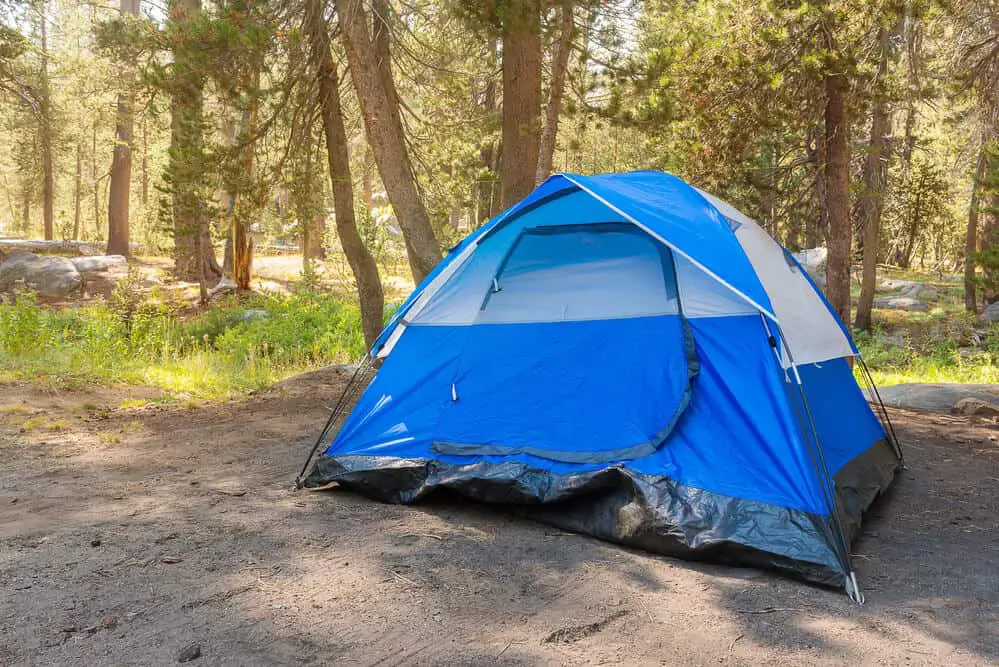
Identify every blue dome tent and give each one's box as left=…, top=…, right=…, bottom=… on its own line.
left=298, top=171, right=902, bottom=601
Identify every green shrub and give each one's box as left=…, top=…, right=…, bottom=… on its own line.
left=0, top=289, right=365, bottom=398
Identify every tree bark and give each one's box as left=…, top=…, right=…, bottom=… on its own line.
left=371, top=0, right=397, bottom=110
left=169, top=0, right=221, bottom=285
left=536, top=3, right=574, bottom=185
left=309, top=0, right=385, bottom=350
left=965, top=142, right=988, bottom=312
left=476, top=38, right=501, bottom=224
left=854, top=22, right=894, bottom=332
left=19, top=182, right=30, bottom=234
left=500, top=0, right=542, bottom=208
left=73, top=142, right=82, bottom=240
left=107, top=0, right=139, bottom=257
left=335, top=0, right=440, bottom=283
left=804, top=125, right=826, bottom=247
left=823, top=69, right=852, bottom=324
left=141, top=116, right=149, bottom=206
left=230, top=71, right=260, bottom=291
left=300, top=139, right=326, bottom=261
left=39, top=2, right=54, bottom=241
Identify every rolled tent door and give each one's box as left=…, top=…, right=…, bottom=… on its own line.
left=431, top=225, right=698, bottom=463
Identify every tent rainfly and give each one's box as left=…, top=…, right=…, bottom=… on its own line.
left=298, top=170, right=902, bottom=602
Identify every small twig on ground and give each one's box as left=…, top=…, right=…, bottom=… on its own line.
left=734, top=607, right=801, bottom=614
left=497, top=641, right=516, bottom=657
left=386, top=569, right=417, bottom=586
left=729, top=633, right=744, bottom=651
left=401, top=532, right=443, bottom=540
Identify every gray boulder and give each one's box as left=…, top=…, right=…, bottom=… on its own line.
left=982, top=301, right=999, bottom=325
left=866, top=383, right=999, bottom=414
left=792, top=247, right=827, bottom=286
left=873, top=296, right=929, bottom=312
left=70, top=255, right=127, bottom=273
left=238, top=309, right=269, bottom=322
left=208, top=277, right=237, bottom=299
left=953, top=397, right=999, bottom=418
left=875, top=334, right=905, bottom=347
left=0, top=252, right=82, bottom=299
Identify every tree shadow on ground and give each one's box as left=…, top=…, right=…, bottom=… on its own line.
left=1, top=385, right=996, bottom=665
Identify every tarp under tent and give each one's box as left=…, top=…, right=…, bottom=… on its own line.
left=298, top=170, right=903, bottom=601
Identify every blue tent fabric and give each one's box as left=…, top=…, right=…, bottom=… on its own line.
left=306, top=170, right=901, bottom=595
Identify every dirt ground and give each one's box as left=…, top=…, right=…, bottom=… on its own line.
left=1, top=370, right=997, bottom=666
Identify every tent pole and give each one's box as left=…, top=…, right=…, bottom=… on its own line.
left=764, top=316, right=863, bottom=603
left=294, top=356, right=372, bottom=489
left=856, top=355, right=905, bottom=467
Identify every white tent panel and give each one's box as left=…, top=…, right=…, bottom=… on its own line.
left=675, top=254, right=756, bottom=318
left=694, top=188, right=855, bottom=366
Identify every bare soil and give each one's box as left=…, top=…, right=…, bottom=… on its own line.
left=1, top=371, right=997, bottom=666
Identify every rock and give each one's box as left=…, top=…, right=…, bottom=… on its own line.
left=879, top=278, right=919, bottom=292
left=0, top=252, right=82, bottom=299
left=982, top=301, right=999, bottom=325
left=177, top=643, right=202, bottom=663
left=0, top=239, right=101, bottom=256
left=238, top=309, right=269, bottom=322
left=161, top=555, right=183, bottom=564
left=873, top=296, right=929, bottom=312
left=70, top=255, right=127, bottom=273
left=875, top=334, right=905, bottom=347
left=101, top=615, right=118, bottom=630
left=208, top=277, right=237, bottom=299
left=792, top=247, right=826, bottom=286
left=952, top=398, right=999, bottom=418
left=90, top=538, right=102, bottom=547
left=866, top=383, right=999, bottom=413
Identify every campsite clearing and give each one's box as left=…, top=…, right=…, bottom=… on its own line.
left=0, top=371, right=997, bottom=666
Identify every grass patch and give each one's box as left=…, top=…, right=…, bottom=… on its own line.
left=21, top=416, right=72, bottom=431
left=0, top=288, right=367, bottom=399
left=853, top=268, right=999, bottom=386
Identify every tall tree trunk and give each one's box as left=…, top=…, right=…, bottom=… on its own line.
left=141, top=116, right=149, bottom=206
left=477, top=38, right=501, bottom=224
left=231, top=90, right=258, bottom=291
left=500, top=0, right=542, bottom=207
left=900, top=11, right=921, bottom=183
left=965, top=142, right=988, bottom=312
left=309, top=0, right=384, bottom=350
left=73, top=142, right=82, bottom=239
left=335, top=0, right=440, bottom=283
left=39, top=2, right=54, bottom=241
left=805, top=124, right=826, bottom=247
left=219, top=48, right=262, bottom=292
left=300, top=134, right=326, bottom=261
left=107, top=0, right=138, bottom=257
left=371, top=0, right=397, bottom=110
left=20, top=182, right=30, bottom=234
left=982, top=163, right=999, bottom=304
left=535, top=3, right=574, bottom=185
left=823, top=69, right=852, bottom=324
left=92, top=122, right=101, bottom=238
left=169, top=0, right=221, bottom=286
left=855, top=21, right=896, bottom=332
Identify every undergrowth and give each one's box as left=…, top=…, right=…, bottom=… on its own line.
left=0, top=285, right=366, bottom=398
left=853, top=268, right=999, bottom=386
